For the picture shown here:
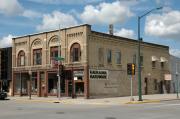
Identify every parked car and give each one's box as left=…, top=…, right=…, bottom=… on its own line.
left=0, top=91, right=7, bottom=100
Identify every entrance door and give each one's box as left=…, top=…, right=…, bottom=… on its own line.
left=145, top=78, right=148, bottom=95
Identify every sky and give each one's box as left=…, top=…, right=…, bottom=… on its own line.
left=0, top=0, right=180, bottom=57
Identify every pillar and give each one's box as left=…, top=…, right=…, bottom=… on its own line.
left=37, top=71, right=41, bottom=97
left=84, top=65, right=89, bottom=99
left=11, top=72, right=15, bottom=96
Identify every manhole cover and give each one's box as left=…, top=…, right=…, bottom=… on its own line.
left=54, top=101, right=60, bottom=103
left=105, top=117, right=116, bottom=119
left=56, top=112, right=65, bottom=114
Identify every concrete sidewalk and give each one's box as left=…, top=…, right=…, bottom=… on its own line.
left=9, top=94, right=180, bottom=105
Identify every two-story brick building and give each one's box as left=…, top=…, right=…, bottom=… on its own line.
left=11, top=24, right=170, bottom=98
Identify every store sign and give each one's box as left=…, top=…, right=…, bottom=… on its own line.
left=74, top=70, right=84, bottom=77
left=89, top=69, right=108, bottom=80
left=164, top=74, right=172, bottom=80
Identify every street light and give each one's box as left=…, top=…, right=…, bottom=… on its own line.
left=137, top=7, right=163, bottom=101
left=28, top=70, right=32, bottom=100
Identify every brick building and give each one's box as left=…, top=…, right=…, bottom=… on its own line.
left=11, top=24, right=170, bottom=98
left=0, top=47, right=12, bottom=92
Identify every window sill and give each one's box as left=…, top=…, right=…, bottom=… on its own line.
left=116, top=63, right=122, bottom=66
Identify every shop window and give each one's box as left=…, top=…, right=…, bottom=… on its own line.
left=70, top=43, right=81, bottom=62
left=33, top=49, right=42, bottom=65
left=115, top=51, right=121, bottom=64
left=107, top=49, right=112, bottom=64
left=17, top=50, right=25, bottom=66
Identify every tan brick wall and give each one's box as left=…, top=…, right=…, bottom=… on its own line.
left=88, top=32, right=170, bottom=97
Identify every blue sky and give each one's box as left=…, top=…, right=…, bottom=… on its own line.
left=0, top=0, right=180, bottom=57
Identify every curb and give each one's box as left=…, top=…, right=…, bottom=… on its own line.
left=125, top=99, right=160, bottom=104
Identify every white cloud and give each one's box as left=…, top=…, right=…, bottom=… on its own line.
left=22, top=10, right=42, bottom=19
left=0, top=0, right=41, bottom=19
left=80, top=1, right=134, bottom=24
left=0, top=35, right=14, bottom=48
left=37, top=11, right=78, bottom=31
left=28, top=0, right=104, bottom=4
left=114, top=28, right=135, bottom=39
left=0, top=0, right=23, bottom=15
left=170, top=49, right=180, bottom=58
left=145, top=10, right=180, bottom=40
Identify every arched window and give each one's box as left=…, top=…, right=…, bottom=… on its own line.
left=33, top=49, right=42, bottom=65
left=17, top=50, right=25, bottom=66
left=70, top=43, right=81, bottom=62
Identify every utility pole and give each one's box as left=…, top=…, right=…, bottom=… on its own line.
left=58, top=25, right=61, bottom=100
left=137, top=7, right=163, bottom=101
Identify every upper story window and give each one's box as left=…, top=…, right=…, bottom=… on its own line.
left=161, top=62, right=164, bottom=69
left=17, top=50, right=25, bottom=66
left=33, top=49, right=42, bottom=65
left=115, top=51, right=121, bottom=64
left=152, top=61, right=156, bottom=68
left=50, top=46, right=59, bottom=59
left=70, top=43, right=81, bottom=62
left=107, top=49, right=112, bottom=64
left=133, top=54, right=136, bottom=65
left=98, top=48, right=104, bottom=66
left=140, top=55, right=143, bottom=66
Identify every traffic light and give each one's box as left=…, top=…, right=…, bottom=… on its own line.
left=127, top=63, right=135, bottom=75
left=132, top=63, right=135, bottom=75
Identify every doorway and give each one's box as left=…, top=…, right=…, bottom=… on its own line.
left=145, top=78, right=148, bottom=95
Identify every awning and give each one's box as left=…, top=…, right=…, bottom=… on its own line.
left=151, top=56, right=159, bottom=61
left=160, top=57, right=168, bottom=62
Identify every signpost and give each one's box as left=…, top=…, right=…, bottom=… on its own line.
left=127, top=63, right=136, bottom=101
left=55, top=56, right=64, bottom=100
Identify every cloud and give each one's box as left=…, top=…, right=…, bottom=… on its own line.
left=22, top=10, right=42, bottom=19
left=114, top=28, right=135, bottom=39
left=37, top=11, right=78, bottom=31
left=0, top=35, right=14, bottom=48
left=145, top=10, right=180, bottom=40
left=0, top=0, right=41, bottom=19
left=0, top=0, right=23, bottom=15
left=28, top=0, right=104, bottom=4
left=170, top=49, right=180, bottom=58
left=80, top=1, right=134, bottom=24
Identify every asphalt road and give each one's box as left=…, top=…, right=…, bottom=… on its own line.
left=0, top=99, right=180, bottom=119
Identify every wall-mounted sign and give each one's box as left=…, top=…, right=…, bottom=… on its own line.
left=74, top=70, right=84, bottom=77
left=164, top=74, right=172, bottom=80
left=89, top=69, right=108, bottom=80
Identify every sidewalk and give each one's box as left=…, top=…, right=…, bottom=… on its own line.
left=9, top=94, right=180, bottom=105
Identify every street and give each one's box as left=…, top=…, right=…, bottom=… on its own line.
left=0, top=99, right=180, bottom=119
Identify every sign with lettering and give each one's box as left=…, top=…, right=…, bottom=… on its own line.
left=164, top=74, right=172, bottom=80
left=89, top=69, right=108, bottom=80
left=74, top=70, right=84, bottom=77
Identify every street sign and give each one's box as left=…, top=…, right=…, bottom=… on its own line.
left=55, top=56, right=64, bottom=61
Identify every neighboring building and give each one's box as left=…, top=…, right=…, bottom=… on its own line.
left=12, top=24, right=170, bottom=98
left=0, top=47, right=12, bottom=92
left=170, top=55, right=180, bottom=93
